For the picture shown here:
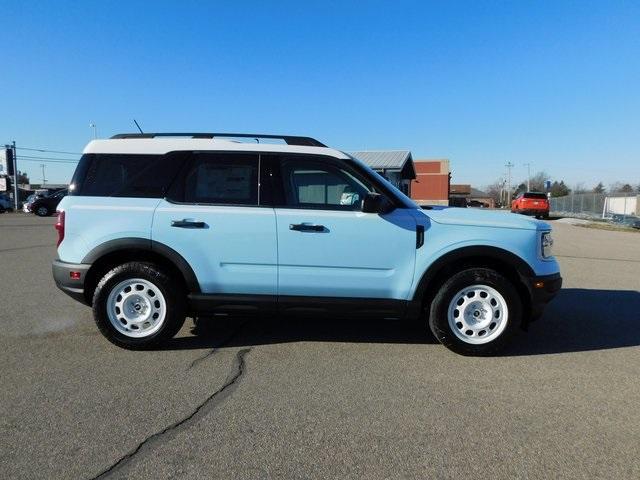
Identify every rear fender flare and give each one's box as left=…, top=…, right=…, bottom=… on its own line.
left=82, top=237, right=200, bottom=293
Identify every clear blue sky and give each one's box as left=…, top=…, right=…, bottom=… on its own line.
left=1, top=0, right=639, bottom=189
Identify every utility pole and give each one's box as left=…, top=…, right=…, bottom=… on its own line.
left=12, top=141, right=18, bottom=211
left=523, top=163, right=531, bottom=191
left=90, top=122, right=97, bottom=139
left=505, top=162, right=514, bottom=202
left=41, top=164, right=47, bottom=187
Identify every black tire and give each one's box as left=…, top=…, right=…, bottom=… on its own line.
left=34, top=205, right=50, bottom=217
left=428, top=268, right=522, bottom=356
left=0, top=206, right=5, bottom=214
left=92, top=262, right=186, bottom=349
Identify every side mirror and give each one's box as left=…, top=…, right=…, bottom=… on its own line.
left=362, top=192, right=395, bottom=214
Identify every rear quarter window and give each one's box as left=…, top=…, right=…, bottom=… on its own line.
left=71, top=153, right=184, bottom=197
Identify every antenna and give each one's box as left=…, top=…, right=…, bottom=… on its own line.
left=133, top=119, right=144, bottom=134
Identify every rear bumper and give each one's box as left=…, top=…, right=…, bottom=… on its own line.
left=527, top=272, right=562, bottom=320
left=52, top=259, right=91, bottom=305
left=516, top=208, right=549, bottom=216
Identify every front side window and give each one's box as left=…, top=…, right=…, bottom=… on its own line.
left=280, top=157, right=374, bottom=210
left=183, top=153, right=259, bottom=205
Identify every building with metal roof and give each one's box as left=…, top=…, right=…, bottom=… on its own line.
left=349, top=150, right=416, bottom=195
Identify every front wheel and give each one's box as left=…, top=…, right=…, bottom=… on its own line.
left=92, top=262, right=186, bottom=349
left=429, top=268, right=522, bottom=356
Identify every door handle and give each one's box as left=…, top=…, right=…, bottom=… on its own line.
left=171, top=219, right=207, bottom=229
left=289, top=223, right=325, bottom=232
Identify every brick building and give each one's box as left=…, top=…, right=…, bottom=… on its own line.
left=410, top=159, right=451, bottom=206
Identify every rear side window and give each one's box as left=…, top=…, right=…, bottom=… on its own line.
left=181, top=153, right=259, bottom=205
left=523, top=193, right=548, bottom=200
left=71, top=154, right=184, bottom=197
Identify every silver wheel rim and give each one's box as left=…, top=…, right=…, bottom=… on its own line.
left=447, top=284, right=508, bottom=345
left=106, top=278, right=167, bottom=338
left=37, top=207, right=48, bottom=216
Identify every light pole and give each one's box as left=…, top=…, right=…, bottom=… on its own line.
left=89, top=122, right=97, bottom=139
left=523, top=163, right=531, bottom=191
left=12, top=141, right=18, bottom=211
left=41, top=164, right=47, bottom=187
left=505, top=162, right=514, bottom=202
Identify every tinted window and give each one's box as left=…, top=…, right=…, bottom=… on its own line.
left=183, top=153, right=258, bottom=205
left=280, top=157, right=373, bottom=210
left=524, top=192, right=548, bottom=199
left=73, top=154, right=183, bottom=197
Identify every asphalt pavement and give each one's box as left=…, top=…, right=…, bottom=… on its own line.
left=1, top=213, right=639, bottom=479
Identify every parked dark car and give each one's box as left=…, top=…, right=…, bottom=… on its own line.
left=448, top=197, right=468, bottom=208
left=30, top=189, right=67, bottom=217
left=467, top=200, right=489, bottom=208
left=0, top=193, right=12, bottom=213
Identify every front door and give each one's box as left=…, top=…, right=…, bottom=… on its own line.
left=272, top=155, right=417, bottom=302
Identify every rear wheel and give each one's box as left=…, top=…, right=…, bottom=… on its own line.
left=429, top=268, right=522, bottom=356
left=92, top=262, right=186, bottom=349
left=35, top=205, right=50, bottom=216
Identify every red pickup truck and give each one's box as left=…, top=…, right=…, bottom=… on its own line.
left=511, top=192, right=549, bottom=219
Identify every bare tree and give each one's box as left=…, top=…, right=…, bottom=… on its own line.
left=484, top=178, right=506, bottom=207
left=609, top=182, right=623, bottom=194
left=574, top=182, right=587, bottom=194
left=515, top=171, right=549, bottom=192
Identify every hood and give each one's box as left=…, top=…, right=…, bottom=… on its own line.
left=422, top=207, right=549, bottom=231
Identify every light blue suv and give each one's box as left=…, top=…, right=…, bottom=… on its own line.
left=52, top=133, right=561, bottom=355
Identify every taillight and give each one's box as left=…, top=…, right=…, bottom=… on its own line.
left=55, top=211, right=65, bottom=247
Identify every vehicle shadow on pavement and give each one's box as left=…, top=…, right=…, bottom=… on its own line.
left=162, top=288, right=640, bottom=355
left=165, top=315, right=437, bottom=351
left=506, top=288, right=640, bottom=356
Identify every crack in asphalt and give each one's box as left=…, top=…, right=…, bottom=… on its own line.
left=556, top=254, right=640, bottom=263
left=188, top=320, right=248, bottom=370
left=0, top=243, right=56, bottom=254
left=89, top=348, right=251, bottom=480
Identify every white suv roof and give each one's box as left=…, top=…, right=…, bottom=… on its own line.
left=83, top=133, right=348, bottom=159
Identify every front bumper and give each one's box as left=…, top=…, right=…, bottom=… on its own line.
left=52, top=259, right=91, bottom=305
left=527, top=272, right=562, bottom=321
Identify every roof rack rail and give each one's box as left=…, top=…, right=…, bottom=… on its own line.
left=109, top=133, right=327, bottom=147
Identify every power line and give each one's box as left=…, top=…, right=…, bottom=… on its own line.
left=16, top=155, right=79, bottom=164
left=17, top=154, right=79, bottom=161
left=16, top=146, right=82, bottom=156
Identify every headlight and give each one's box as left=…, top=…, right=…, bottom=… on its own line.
left=541, top=232, right=554, bottom=258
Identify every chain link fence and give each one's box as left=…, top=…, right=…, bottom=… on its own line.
left=550, top=193, right=639, bottom=221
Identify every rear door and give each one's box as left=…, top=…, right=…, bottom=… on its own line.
left=152, top=152, right=277, bottom=298
left=269, top=154, right=417, bottom=303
